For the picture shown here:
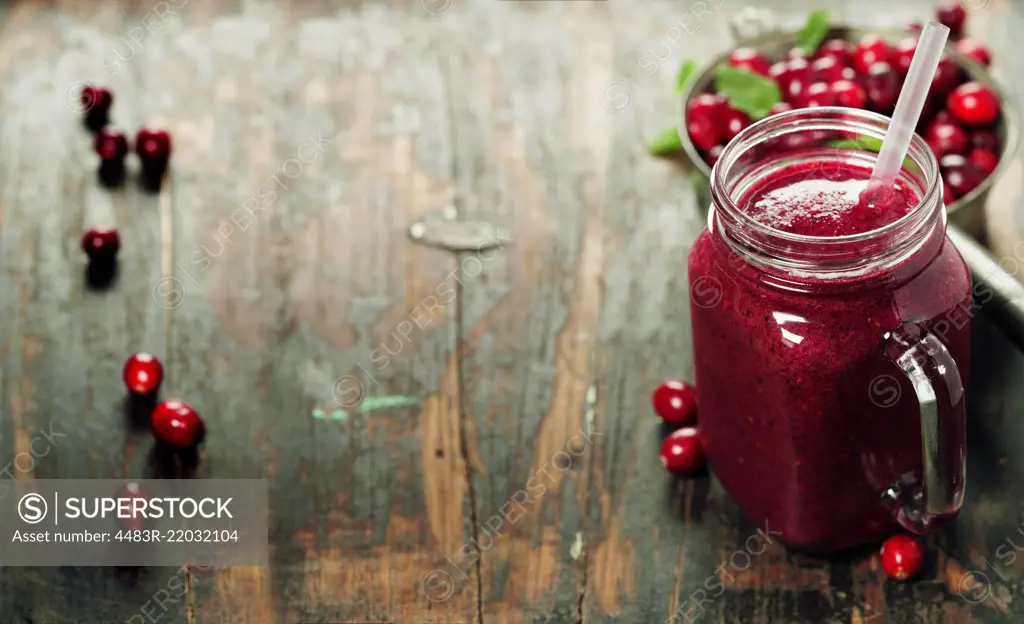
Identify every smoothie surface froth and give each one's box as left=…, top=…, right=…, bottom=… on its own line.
left=740, top=162, right=919, bottom=237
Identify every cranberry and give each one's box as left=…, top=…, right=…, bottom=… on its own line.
left=786, top=47, right=808, bottom=60
left=816, top=39, right=853, bottom=66
left=80, top=85, right=113, bottom=116
left=940, top=153, right=986, bottom=199
left=937, top=3, right=967, bottom=39
left=971, top=130, right=999, bottom=151
left=830, top=80, right=867, bottom=109
left=93, top=128, right=129, bottom=161
left=890, top=38, right=917, bottom=75
left=948, top=82, right=1000, bottom=126
left=687, top=94, right=725, bottom=127
left=853, top=35, right=891, bottom=74
left=798, top=82, right=836, bottom=108
left=687, top=115, right=719, bottom=152
left=881, top=534, right=925, bottom=581
left=151, top=399, right=205, bottom=447
left=728, top=48, right=771, bottom=76
left=116, top=481, right=149, bottom=531
left=864, top=63, right=901, bottom=114
left=956, top=38, right=991, bottom=67
left=81, top=227, right=120, bottom=260
left=704, top=145, right=724, bottom=167
left=969, top=148, right=998, bottom=176
left=769, top=102, right=794, bottom=116
left=931, top=57, right=961, bottom=97
left=123, top=352, right=164, bottom=395
left=943, top=181, right=954, bottom=206
left=925, top=121, right=969, bottom=158
left=652, top=380, right=698, bottom=426
left=135, top=127, right=173, bottom=169
left=782, top=57, right=813, bottom=104
left=768, top=61, right=789, bottom=83
left=660, top=427, right=705, bottom=475
left=720, top=106, right=751, bottom=143
left=811, top=56, right=846, bottom=83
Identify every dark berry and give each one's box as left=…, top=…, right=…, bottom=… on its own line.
left=940, top=153, right=986, bottom=198
left=660, top=427, right=705, bottom=475
left=956, top=38, right=991, bottom=67
left=688, top=116, right=719, bottom=152
left=864, top=63, right=901, bottom=113
left=151, top=399, right=205, bottom=447
left=931, top=57, right=961, bottom=97
left=720, top=106, right=752, bottom=142
left=81, top=85, right=113, bottom=116
left=652, top=380, right=698, bottom=426
left=782, top=57, right=813, bottom=104
left=880, top=534, right=925, bottom=581
left=135, top=127, right=173, bottom=170
left=811, top=56, right=846, bottom=83
left=123, top=352, right=164, bottom=395
left=798, top=82, right=836, bottom=108
left=728, top=48, right=771, bottom=76
left=93, top=128, right=129, bottom=161
left=853, top=35, right=891, bottom=74
left=815, top=39, right=854, bottom=66
left=971, top=130, right=999, bottom=151
left=830, top=79, right=867, bottom=109
left=937, top=3, right=967, bottom=39
left=925, top=121, right=969, bottom=159
left=969, top=148, right=998, bottom=175
left=890, top=38, right=917, bottom=75
left=948, top=82, right=1000, bottom=126
left=81, top=227, right=120, bottom=260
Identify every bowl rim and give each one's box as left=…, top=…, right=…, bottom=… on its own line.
left=677, top=25, right=1020, bottom=217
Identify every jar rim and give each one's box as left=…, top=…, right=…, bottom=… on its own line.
left=709, top=106, right=942, bottom=245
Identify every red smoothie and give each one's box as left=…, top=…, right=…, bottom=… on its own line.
left=689, top=160, right=971, bottom=552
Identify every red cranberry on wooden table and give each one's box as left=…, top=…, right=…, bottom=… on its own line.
left=151, top=399, right=205, bottom=448
left=660, top=427, right=705, bottom=475
left=81, top=227, right=120, bottom=261
left=652, top=380, right=698, bottom=426
left=123, top=352, right=164, bottom=395
left=881, top=534, right=925, bottom=581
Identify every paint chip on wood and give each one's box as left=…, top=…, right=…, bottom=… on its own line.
left=570, top=532, right=584, bottom=560
left=407, top=220, right=509, bottom=252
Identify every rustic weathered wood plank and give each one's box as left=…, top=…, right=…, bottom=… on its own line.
left=136, top=1, right=477, bottom=622
left=0, top=1, right=187, bottom=622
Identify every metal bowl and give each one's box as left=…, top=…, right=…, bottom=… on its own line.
left=678, top=15, right=1019, bottom=239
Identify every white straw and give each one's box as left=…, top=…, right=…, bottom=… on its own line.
left=869, top=21, right=950, bottom=188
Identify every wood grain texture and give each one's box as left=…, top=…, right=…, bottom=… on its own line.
left=1, top=0, right=1024, bottom=623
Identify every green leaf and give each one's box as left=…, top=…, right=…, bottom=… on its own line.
left=714, top=66, right=781, bottom=120
left=827, top=136, right=917, bottom=170
left=797, top=9, right=830, bottom=54
left=649, top=127, right=683, bottom=155
left=676, top=59, right=700, bottom=92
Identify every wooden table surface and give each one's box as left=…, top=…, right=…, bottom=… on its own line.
left=3, top=0, right=1024, bottom=622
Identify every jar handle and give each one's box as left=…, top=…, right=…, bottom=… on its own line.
left=881, top=322, right=966, bottom=533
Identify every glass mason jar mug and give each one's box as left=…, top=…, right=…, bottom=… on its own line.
left=687, top=108, right=971, bottom=552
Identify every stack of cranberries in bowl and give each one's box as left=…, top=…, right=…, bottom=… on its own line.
left=684, top=3, right=1002, bottom=206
